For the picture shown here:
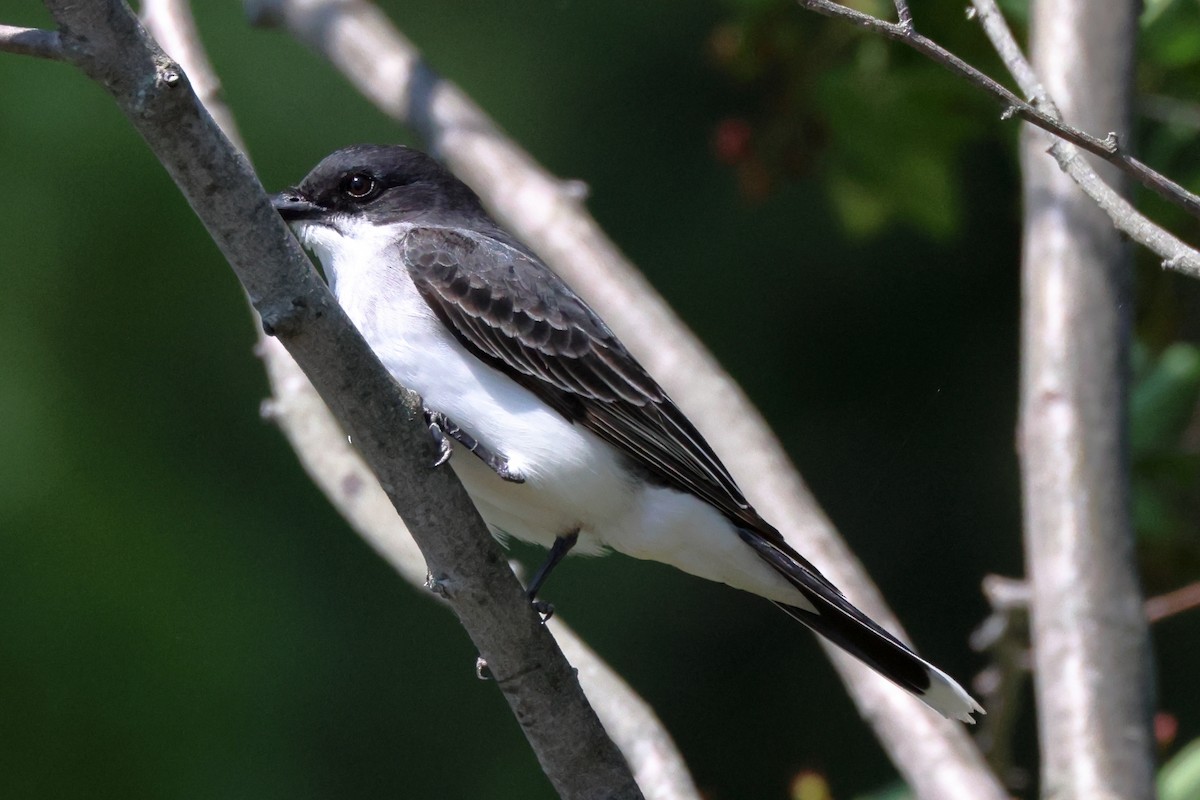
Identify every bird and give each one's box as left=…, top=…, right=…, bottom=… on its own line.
left=271, top=144, right=984, bottom=723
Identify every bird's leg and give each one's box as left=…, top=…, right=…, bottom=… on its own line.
left=525, top=530, right=580, bottom=620
left=423, top=407, right=525, bottom=483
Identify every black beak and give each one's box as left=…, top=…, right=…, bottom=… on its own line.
left=271, top=188, right=322, bottom=221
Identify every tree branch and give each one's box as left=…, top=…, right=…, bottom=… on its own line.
left=140, top=0, right=242, bottom=145
left=244, top=1, right=1007, bottom=798
left=1145, top=580, right=1200, bottom=625
left=795, top=0, right=1200, bottom=222
left=0, top=24, right=62, bottom=59
left=969, top=576, right=1031, bottom=792
left=967, top=0, right=1200, bottom=279
left=1018, top=0, right=1157, bottom=795
left=796, top=0, right=1200, bottom=277
left=26, top=2, right=642, bottom=798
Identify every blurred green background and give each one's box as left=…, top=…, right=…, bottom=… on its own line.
left=2, top=0, right=1199, bottom=798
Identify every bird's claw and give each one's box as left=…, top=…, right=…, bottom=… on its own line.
left=490, top=458, right=526, bottom=484
left=530, top=599, right=555, bottom=622
left=423, top=407, right=525, bottom=483
left=429, top=421, right=454, bottom=468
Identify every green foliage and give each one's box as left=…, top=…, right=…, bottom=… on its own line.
left=816, top=61, right=982, bottom=238
left=712, top=0, right=993, bottom=238
left=1136, top=0, right=1200, bottom=239
left=1132, top=342, right=1200, bottom=456
left=1130, top=342, right=1200, bottom=585
left=852, top=778, right=912, bottom=800
left=1160, top=738, right=1200, bottom=800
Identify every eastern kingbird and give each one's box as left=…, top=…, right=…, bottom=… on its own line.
left=272, top=144, right=983, bottom=723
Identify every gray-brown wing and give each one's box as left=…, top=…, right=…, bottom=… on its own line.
left=402, top=225, right=761, bottom=528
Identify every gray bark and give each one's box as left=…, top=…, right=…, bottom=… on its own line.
left=1019, top=1, right=1156, bottom=798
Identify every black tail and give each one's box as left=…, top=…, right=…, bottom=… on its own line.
left=736, top=526, right=982, bottom=722
left=773, top=601, right=930, bottom=695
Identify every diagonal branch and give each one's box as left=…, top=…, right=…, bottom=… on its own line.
left=22, top=1, right=643, bottom=798
left=1145, top=580, right=1200, bottom=625
left=795, top=0, right=1200, bottom=226
left=795, top=0, right=1200, bottom=280
left=0, top=24, right=62, bottom=59
left=966, top=0, right=1200, bottom=279
left=244, top=1, right=1007, bottom=798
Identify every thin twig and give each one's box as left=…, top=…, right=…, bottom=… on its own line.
left=969, top=576, right=1031, bottom=792
left=966, top=0, right=1048, bottom=109
left=245, top=2, right=1008, bottom=799
left=795, top=0, right=1200, bottom=221
left=967, top=0, right=1200, bottom=278
left=0, top=24, right=62, bottom=59
left=796, top=0, right=1200, bottom=278
left=1146, top=581, right=1200, bottom=624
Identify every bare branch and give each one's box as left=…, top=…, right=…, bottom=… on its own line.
left=795, top=0, right=1200, bottom=222
left=1145, top=581, right=1200, bottom=624
left=966, top=0, right=1050, bottom=110
left=968, top=0, right=1200, bottom=278
left=969, top=576, right=1031, bottom=791
left=1018, top=0, right=1157, bottom=795
left=140, top=0, right=243, bottom=146
left=245, top=1, right=1007, bottom=798
left=36, top=1, right=642, bottom=797
left=0, top=24, right=62, bottom=59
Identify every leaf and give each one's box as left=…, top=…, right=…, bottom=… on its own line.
left=852, top=779, right=912, bottom=800
left=1160, top=738, right=1200, bottom=800
left=1131, top=343, right=1200, bottom=456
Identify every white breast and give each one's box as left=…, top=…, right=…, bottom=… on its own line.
left=297, top=218, right=637, bottom=553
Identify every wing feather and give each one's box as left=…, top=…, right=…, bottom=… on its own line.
left=402, top=226, right=759, bottom=527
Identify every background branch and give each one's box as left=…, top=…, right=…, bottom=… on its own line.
left=1146, top=581, right=1200, bottom=625
left=795, top=0, right=1200, bottom=276
left=969, top=575, right=1031, bottom=792
left=30, top=1, right=642, bottom=797
left=1018, top=0, right=1156, bottom=795
left=244, top=1, right=1007, bottom=798
left=967, top=0, right=1200, bottom=279
left=0, top=24, right=62, bottom=60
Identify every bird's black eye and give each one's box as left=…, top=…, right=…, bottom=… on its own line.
left=340, top=172, right=377, bottom=200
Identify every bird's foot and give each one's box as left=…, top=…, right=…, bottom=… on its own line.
left=427, top=419, right=454, bottom=468
left=521, top=531, right=579, bottom=623
left=529, top=597, right=555, bottom=622
left=423, top=408, right=525, bottom=483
